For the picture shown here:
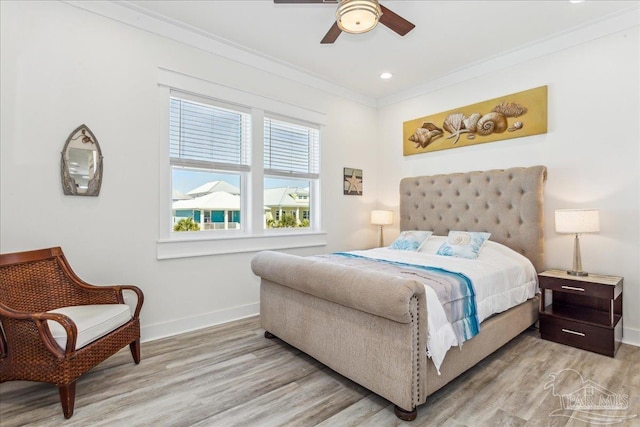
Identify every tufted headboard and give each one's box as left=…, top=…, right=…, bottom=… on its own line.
left=399, top=165, right=547, bottom=272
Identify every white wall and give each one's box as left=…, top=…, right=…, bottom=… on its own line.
left=0, top=1, right=379, bottom=340
left=376, top=24, right=640, bottom=345
left=2, top=1, right=638, bottom=347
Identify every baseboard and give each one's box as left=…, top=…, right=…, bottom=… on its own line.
left=622, top=326, right=640, bottom=348
left=138, top=302, right=639, bottom=350
left=140, top=302, right=260, bottom=343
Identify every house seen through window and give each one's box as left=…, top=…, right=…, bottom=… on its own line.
left=169, top=93, right=320, bottom=233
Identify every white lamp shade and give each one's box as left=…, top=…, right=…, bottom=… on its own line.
left=555, top=209, right=600, bottom=234
left=371, top=210, right=393, bottom=226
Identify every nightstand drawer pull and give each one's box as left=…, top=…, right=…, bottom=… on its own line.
left=562, top=328, right=585, bottom=337
left=561, top=285, right=585, bottom=292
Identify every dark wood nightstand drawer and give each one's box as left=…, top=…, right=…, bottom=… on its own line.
left=538, top=270, right=623, bottom=357
left=538, top=275, right=613, bottom=299
left=539, top=314, right=616, bottom=357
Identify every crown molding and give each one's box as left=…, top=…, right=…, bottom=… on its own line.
left=62, top=0, right=378, bottom=108
left=376, top=7, right=639, bottom=108
left=62, top=1, right=638, bottom=110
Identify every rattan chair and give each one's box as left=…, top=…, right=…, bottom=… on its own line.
left=0, top=247, right=144, bottom=418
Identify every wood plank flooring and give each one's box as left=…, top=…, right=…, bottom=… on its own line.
left=1, top=316, right=638, bottom=426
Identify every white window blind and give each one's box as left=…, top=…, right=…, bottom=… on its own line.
left=170, top=95, right=251, bottom=171
left=264, top=117, right=319, bottom=179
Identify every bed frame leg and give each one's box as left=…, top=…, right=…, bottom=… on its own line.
left=264, top=331, right=277, bottom=339
left=394, top=405, right=417, bottom=421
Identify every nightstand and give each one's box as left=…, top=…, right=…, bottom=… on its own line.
left=538, top=269, right=623, bottom=357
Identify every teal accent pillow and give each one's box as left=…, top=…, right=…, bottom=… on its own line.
left=389, top=231, right=433, bottom=251
left=436, top=231, right=491, bottom=259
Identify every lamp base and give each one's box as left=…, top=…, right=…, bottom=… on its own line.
left=567, top=270, right=589, bottom=277
left=568, top=234, right=588, bottom=277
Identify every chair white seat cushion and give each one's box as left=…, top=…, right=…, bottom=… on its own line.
left=47, top=304, right=132, bottom=350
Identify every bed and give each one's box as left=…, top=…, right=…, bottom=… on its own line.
left=251, top=165, right=547, bottom=420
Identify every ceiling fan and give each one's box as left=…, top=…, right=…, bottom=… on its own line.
left=273, top=0, right=415, bottom=44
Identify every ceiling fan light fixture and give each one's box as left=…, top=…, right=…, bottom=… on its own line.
left=336, top=0, right=382, bottom=34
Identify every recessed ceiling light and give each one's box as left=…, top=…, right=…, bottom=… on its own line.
left=380, top=72, right=393, bottom=80
left=569, top=0, right=584, bottom=3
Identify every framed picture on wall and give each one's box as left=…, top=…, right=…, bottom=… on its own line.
left=344, top=167, right=363, bottom=196
left=402, top=86, right=548, bottom=155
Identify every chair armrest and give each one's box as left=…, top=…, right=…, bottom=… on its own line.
left=64, top=279, right=144, bottom=316
left=56, top=251, right=144, bottom=312
left=116, top=285, right=144, bottom=319
left=0, top=302, right=78, bottom=358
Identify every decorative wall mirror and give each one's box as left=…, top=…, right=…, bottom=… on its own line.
left=61, top=124, right=103, bottom=196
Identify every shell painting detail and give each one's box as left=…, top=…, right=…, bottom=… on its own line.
left=413, top=103, right=523, bottom=145
left=403, top=86, right=547, bottom=155
left=463, top=113, right=482, bottom=133
left=442, top=113, right=471, bottom=145
left=442, top=113, right=466, bottom=135
left=508, top=121, right=524, bottom=132
left=492, top=101, right=528, bottom=118
left=476, top=112, right=508, bottom=136
left=422, top=122, right=441, bottom=131
left=408, top=122, right=443, bottom=148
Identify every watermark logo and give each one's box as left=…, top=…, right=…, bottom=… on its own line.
left=545, top=369, right=636, bottom=425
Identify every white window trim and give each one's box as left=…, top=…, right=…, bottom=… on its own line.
left=157, top=68, right=327, bottom=259
left=157, top=232, right=328, bottom=259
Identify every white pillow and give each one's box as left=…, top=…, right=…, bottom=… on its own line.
left=389, top=230, right=433, bottom=251
left=436, top=231, right=491, bottom=259
left=419, top=235, right=447, bottom=254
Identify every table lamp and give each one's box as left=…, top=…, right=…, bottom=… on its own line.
left=555, top=209, right=600, bottom=276
left=371, top=210, right=393, bottom=247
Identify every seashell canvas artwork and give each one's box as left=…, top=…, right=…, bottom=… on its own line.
left=408, top=123, right=443, bottom=148
left=402, top=86, right=547, bottom=156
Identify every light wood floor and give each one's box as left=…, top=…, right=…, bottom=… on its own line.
left=1, top=316, right=638, bottom=426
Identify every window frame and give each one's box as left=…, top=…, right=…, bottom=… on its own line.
left=157, top=68, right=327, bottom=259
left=169, top=93, right=251, bottom=235
left=263, top=113, right=320, bottom=232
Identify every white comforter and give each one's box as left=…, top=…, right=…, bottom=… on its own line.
left=348, top=236, right=538, bottom=374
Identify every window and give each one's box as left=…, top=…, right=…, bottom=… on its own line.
left=265, top=177, right=311, bottom=229
left=167, top=90, right=321, bottom=234
left=264, top=117, right=319, bottom=178
left=158, top=68, right=327, bottom=258
left=169, top=94, right=250, bottom=233
left=264, top=117, right=319, bottom=229
left=172, top=168, right=241, bottom=231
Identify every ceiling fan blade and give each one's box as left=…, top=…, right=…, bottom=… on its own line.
left=273, top=0, right=337, bottom=3
left=379, top=5, right=415, bottom=36
left=321, top=22, right=342, bottom=44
